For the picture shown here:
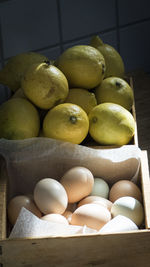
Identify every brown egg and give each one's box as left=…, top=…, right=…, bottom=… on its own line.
left=109, top=180, right=142, bottom=203
left=41, top=214, right=69, bottom=225
left=7, top=195, right=42, bottom=225
left=60, top=166, right=94, bottom=203
left=71, top=203, right=111, bottom=230
left=78, top=195, right=113, bottom=211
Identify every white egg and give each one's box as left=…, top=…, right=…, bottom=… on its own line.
left=34, top=178, right=68, bottom=214
left=111, top=196, right=144, bottom=226
left=90, top=178, right=109, bottom=199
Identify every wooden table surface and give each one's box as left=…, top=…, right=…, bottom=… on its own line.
left=128, top=70, right=150, bottom=163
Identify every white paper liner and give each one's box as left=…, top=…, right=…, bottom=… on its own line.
left=9, top=208, right=139, bottom=239
left=9, top=207, right=97, bottom=238
left=99, top=215, right=138, bottom=233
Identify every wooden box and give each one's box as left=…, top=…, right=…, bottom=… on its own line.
left=0, top=76, right=147, bottom=266
left=0, top=150, right=150, bottom=267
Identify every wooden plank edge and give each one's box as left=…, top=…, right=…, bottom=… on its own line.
left=129, top=76, right=138, bottom=147
left=0, top=158, right=7, bottom=240
left=140, top=150, right=150, bottom=229
left=1, top=229, right=150, bottom=267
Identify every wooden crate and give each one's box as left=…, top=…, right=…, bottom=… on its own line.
left=0, top=150, right=150, bottom=267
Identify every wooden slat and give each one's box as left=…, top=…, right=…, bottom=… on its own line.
left=130, top=76, right=139, bottom=147
left=0, top=230, right=150, bottom=266
left=128, top=71, right=150, bottom=162
left=0, top=158, right=7, bottom=240
left=140, top=151, right=150, bottom=229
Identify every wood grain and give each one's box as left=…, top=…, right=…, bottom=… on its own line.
left=1, top=230, right=150, bottom=267
left=0, top=158, right=7, bottom=240
left=128, top=71, right=150, bottom=161
left=140, top=151, right=150, bottom=229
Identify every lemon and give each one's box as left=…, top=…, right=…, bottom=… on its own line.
left=0, top=52, right=48, bottom=92
left=43, top=103, right=89, bottom=144
left=95, top=77, right=134, bottom=111
left=90, top=36, right=125, bottom=78
left=56, top=45, right=105, bottom=89
left=65, top=88, right=97, bottom=114
left=88, top=103, right=135, bottom=146
left=21, top=62, right=69, bottom=110
left=0, top=98, right=40, bottom=140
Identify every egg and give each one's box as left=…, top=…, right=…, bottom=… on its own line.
left=34, top=178, right=68, bottom=214
left=41, top=214, right=69, bottom=225
left=78, top=195, right=113, bottom=211
left=60, top=166, right=94, bottom=203
left=109, top=180, right=142, bottom=203
left=90, top=178, right=109, bottom=199
left=7, top=195, right=42, bottom=225
left=71, top=203, right=111, bottom=230
left=111, top=196, right=144, bottom=226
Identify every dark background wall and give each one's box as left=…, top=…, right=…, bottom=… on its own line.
left=0, top=0, right=150, bottom=103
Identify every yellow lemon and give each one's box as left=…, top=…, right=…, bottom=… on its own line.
left=43, top=103, right=89, bottom=144
left=0, top=52, right=48, bottom=92
left=88, top=103, right=135, bottom=146
left=90, top=35, right=125, bottom=78
left=95, top=77, right=134, bottom=111
left=0, top=98, right=40, bottom=140
left=65, top=88, right=97, bottom=114
left=21, top=62, right=69, bottom=110
left=56, top=45, right=105, bottom=89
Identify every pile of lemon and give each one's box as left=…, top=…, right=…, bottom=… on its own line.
left=0, top=35, right=135, bottom=146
